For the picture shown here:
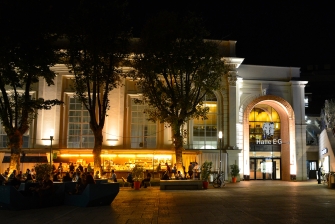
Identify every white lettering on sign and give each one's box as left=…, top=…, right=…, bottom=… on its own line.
left=322, top=148, right=328, bottom=155
left=256, top=139, right=282, bottom=144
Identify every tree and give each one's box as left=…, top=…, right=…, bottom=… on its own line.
left=132, top=12, right=226, bottom=174
left=324, top=99, right=335, bottom=129
left=64, top=0, right=131, bottom=175
left=0, top=1, right=62, bottom=172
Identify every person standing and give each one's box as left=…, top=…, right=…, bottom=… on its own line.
left=111, top=170, right=117, bottom=182
left=87, top=163, right=93, bottom=174
left=156, top=163, right=161, bottom=178
left=165, top=163, right=171, bottom=177
left=69, top=163, right=75, bottom=173
left=58, top=163, right=63, bottom=173
left=188, top=163, right=194, bottom=179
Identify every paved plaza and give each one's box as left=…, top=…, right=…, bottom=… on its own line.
left=1, top=180, right=335, bottom=224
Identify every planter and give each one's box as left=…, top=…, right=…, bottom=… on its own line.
left=202, top=181, right=209, bottom=189
left=232, top=177, right=237, bottom=183
left=134, top=181, right=141, bottom=190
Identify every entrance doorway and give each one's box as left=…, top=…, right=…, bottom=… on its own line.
left=250, top=158, right=281, bottom=180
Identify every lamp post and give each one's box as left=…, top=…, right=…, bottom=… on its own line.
left=49, top=135, right=53, bottom=167
left=43, top=129, right=54, bottom=167
left=219, top=131, right=222, bottom=173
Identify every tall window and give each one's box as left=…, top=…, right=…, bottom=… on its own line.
left=67, top=98, right=94, bottom=148
left=192, top=93, right=217, bottom=149
left=130, top=100, right=156, bottom=148
left=0, top=124, right=30, bottom=148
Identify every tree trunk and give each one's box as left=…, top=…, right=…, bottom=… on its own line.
left=93, top=128, right=103, bottom=178
left=172, top=125, right=185, bottom=176
left=8, top=129, right=23, bottom=173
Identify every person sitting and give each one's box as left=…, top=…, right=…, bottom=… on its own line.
left=10, top=174, right=22, bottom=189
left=86, top=174, right=95, bottom=185
left=175, top=171, right=184, bottom=180
left=0, top=171, right=8, bottom=185
left=53, top=172, right=61, bottom=182
left=62, top=172, right=72, bottom=182
left=72, top=171, right=80, bottom=182
left=126, top=172, right=134, bottom=188
left=25, top=174, right=34, bottom=183
left=161, top=171, right=170, bottom=180
left=71, top=173, right=86, bottom=195
left=94, top=171, right=100, bottom=179
left=30, top=168, right=36, bottom=180
left=8, top=170, right=17, bottom=181
left=141, top=170, right=151, bottom=188
left=30, top=174, right=53, bottom=198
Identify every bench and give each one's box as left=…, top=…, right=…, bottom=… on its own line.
left=64, top=183, right=119, bottom=207
left=0, top=183, right=66, bottom=210
left=160, top=180, right=203, bottom=190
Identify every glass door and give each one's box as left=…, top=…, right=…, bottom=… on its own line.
left=250, top=158, right=281, bottom=180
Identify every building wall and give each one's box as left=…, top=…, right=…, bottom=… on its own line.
left=1, top=57, right=308, bottom=180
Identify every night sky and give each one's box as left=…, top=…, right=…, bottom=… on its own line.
left=128, top=1, right=335, bottom=67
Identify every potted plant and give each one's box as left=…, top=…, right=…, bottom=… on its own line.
left=200, top=161, right=212, bottom=189
left=132, top=164, right=144, bottom=190
left=230, top=164, right=240, bottom=183
left=34, top=163, right=52, bottom=182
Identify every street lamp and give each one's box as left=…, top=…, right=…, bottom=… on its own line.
left=49, top=135, right=53, bottom=167
left=42, top=129, right=54, bottom=167
left=219, top=131, right=222, bottom=173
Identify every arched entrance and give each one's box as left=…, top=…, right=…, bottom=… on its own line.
left=242, top=95, right=295, bottom=181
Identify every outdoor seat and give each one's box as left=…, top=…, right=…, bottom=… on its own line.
left=143, top=179, right=151, bottom=187
left=121, top=177, right=131, bottom=187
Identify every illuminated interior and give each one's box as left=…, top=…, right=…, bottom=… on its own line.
left=249, top=104, right=281, bottom=142
left=58, top=153, right=173, bottom=172
left=192, top=93, right=218, bottom=149
left=249, top=104, right=282, bottom=180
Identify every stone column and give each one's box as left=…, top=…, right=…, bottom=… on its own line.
left=228, top=68, right=238, bottom=148
left=290, top=81, right=308, bottom=180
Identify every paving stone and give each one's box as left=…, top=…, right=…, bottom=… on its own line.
left=1, top=181, right=335, bottom=223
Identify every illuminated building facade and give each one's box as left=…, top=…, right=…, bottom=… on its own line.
left=0, top=41, right=309, bottom=181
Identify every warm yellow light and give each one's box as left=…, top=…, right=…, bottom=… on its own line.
left=60, top=154, right=93, bottom=157
left=136, top=154, right=154, bottom=158
left=118, top=154, right=136, bottom=158
left=101, top=154, right=117, bottom=158
left=60, top=154, right=79, bottom=157
left=79, top=154, right=93, bottom=157
left=153, top=155, right=172, bottom=159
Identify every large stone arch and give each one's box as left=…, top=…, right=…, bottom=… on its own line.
left=242, top=95, right=295, bottom=181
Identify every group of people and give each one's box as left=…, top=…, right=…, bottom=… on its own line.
left=0, top=168, right=37, bottom=187
left=157, top=162, right=199, bottom=180
left=0, top=164, right=98, bottom=196
left=123, top=170, right=151, bottom=188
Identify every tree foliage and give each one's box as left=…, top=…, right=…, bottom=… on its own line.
left=0, top=1, right=62, bottom=172
left=63, top=0, right=131, bottom=173
left=132, top=12, right=226, bottom=172
left=324, top=99, right=335, bottom=129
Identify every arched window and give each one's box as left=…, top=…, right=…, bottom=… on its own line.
left=249, top=104, right=281, bottom=144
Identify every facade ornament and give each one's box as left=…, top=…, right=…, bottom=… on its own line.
left=227, top=71, right=238, bottom=86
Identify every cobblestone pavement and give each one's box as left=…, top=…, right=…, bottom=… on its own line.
left=1, top=180, right=334, bottom=224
